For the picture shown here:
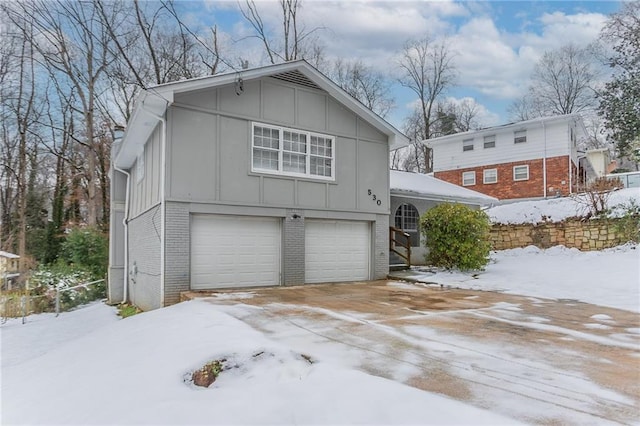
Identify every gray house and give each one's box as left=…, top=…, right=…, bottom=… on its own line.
left=108, top=61, right=409, bottom=311
left=390, top=170, right=497, bottom=265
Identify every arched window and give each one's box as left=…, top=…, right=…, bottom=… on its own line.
left=394, top=203, right=420, bottom=247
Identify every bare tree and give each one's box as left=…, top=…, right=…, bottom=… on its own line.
left=96, top=0, right=226, bottom=124
left=6, top=0, right=116, bottom=226
left=507, top=97, right=536, bottom=122
left=449, top=98, right=481, bottom=133
left=239, top=0, right=325, bottom=65
left=0, top=19, right=18, bottom=251
left=398, top=36, right=456, bottom=172
left=510, top=44, right=598, bottom=120
left=327, top=59, right=394, bottom=118
left=0, top=15, right=44, bottom=268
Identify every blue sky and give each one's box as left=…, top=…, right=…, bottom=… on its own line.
left=178, top=1, right=621, bottom=130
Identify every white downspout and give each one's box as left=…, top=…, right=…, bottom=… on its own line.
left=568, top=121, right=574, bottom=194
left=568, top=144, right=573, bottom=194
left=542, top=120, right=547, bottom=198
left=113, top=164, right=131, bottom=304
left=140, top=102, right=167, bottom=307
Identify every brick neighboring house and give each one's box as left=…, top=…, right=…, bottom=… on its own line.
left=429, top=115, right=593, bottom=200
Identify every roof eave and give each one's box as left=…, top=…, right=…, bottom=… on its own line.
left=116, top=61, right=409, bottom=168
left=390, top=189, right=497, bottom=205
left=114, top=90, right=170, bottom=169
left=422, top=114, right=583, bottom=146
left=289, top=62, right=410, bottom=150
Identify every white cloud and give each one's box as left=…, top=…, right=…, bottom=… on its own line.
left=451, top=17, right=525, bottom=99
left=202, top=1, right=612, bottom=123
left=303, top=1, right=462, bottom=65
left=447, top=10, right=608, bottom=101
left=516, top=12, right=607, bottom=55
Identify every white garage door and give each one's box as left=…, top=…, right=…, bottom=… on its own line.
left=305, top=220, right=370, bottom=284
left=191, top=215, right=280, bottom=289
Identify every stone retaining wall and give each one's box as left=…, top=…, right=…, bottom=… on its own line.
left=491, top=218, right=628, bottom=251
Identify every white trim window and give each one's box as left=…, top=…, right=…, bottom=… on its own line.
left=252, top=123, right=335, bottom=180
left=513, top=165, right=529, bottom=181
left=463, top=139, right=474, bottom=152
left=462, top=171, right=476, bottom=186
left=514, top=130, right=527, bottom=144
left=483, top=168, right=497, bottom=184
left=483, top=134, right=496, bottom=149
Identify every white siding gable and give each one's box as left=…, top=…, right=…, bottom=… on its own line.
left=430, top=117, right=579, bottom=172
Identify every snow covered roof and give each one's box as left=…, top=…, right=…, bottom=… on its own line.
left=116, top=60, right=409, bottom=168
left=0, top=251, right=19, bottom=259
left=390, top=170, right=498, bottom=205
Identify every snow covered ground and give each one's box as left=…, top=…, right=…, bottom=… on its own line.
left=487, top=187, right=640, bottom=224
left=2, top=300, right=518, bottom=425
left=2, top=238, right=638, bottom=424
left=2, top=190, right=639, bottom=424
left=403, top=243, right=639, bottom=313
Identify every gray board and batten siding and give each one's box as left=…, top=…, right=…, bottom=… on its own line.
left=114, top=63, right=403, bottom=310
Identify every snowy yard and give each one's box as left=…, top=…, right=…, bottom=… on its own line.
left=2, top=190, right=639, bottom=425
left=2, top=240, right=638, bottom=424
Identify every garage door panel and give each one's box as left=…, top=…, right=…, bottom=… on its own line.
left=191, top=215, right=280, bottom=289
left=305, top=220, right=370, bottom=284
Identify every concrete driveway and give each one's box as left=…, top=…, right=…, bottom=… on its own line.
left=184, top=280, right=640, bottom=425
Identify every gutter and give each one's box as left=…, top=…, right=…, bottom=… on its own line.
left=390, top=191, right=497, bottom=206
left=113, top=90, right=169, bottom=306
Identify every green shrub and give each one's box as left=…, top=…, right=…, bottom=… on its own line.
left=28, top=263, right=106, bottom=312
left=60, top=227, right=108, bottom=278
left=420, top=203, right=491, bottom=271
left=613, top=200, right=640, bottom=243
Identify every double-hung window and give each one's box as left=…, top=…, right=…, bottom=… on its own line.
left=514, top=130, right=527, bottom=144
left=462, top=171, right=476, bottom=186
left=483, top=135, right=496, bottom=149
left=483, top=168, right=497, bottom=184
left=252, top=123, right=335, bottom=180
left=463, top=139, right=474, bottom=152
left=513, top=165, right=529, bottom=181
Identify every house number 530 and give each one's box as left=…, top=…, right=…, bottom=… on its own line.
left=367, top=189, right=382, bottom=206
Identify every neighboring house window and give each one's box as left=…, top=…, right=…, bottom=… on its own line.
left=462, top=171, right=476, bottom=186
left=463, top=139, right=474, bottom=152
left=483, top=135, right=496, bottom=148
left=483, top=168, right=498, bottom=184
left=394, top=203, right=420, bottom=246
left=514, top=165, right=529, bottom=181
left=136, top=151, right=144, bottom=183
left=252, top=123, right=335, bottom=180
left=514, top=130, right=527, bottom=144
